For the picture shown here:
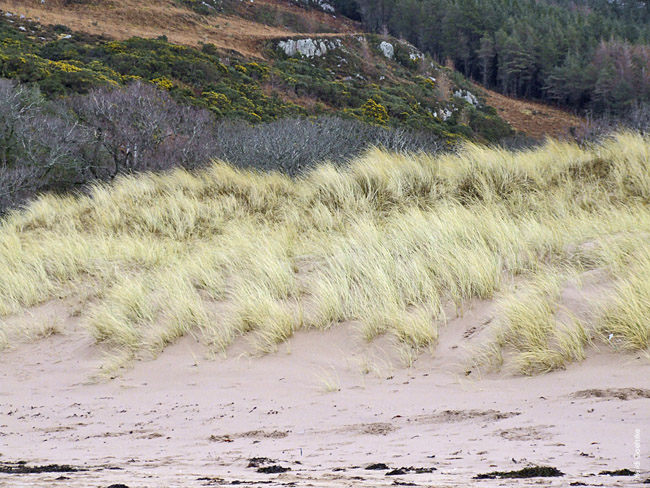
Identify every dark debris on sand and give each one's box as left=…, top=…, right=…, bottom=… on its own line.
left=247, top=457, right=275, bottom=468
left=257, top=465, right=291, bottom=474
left=245, top=457, right=291, bottom=475
left=474, top=466, right=564, bottom=479
left=386, top=467, right=437, bottom=476
left=0, top=462, right=83, bottom=474
left=599, top=469, right=636, bottom=476
left=199, top=478, right=277, bottom=486
left=366, top=463, right=390, bottom=470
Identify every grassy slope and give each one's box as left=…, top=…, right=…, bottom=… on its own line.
left=0, top=0, right=358, bottom=57
left=481, top=87, right=585, bottom=140
left=1, top=134, right=649, bottom=375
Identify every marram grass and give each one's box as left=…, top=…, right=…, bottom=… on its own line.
left=1, top=133, right=650, bottom=374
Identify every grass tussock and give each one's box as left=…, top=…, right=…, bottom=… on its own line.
left=1, top=133, right=650, bottom=373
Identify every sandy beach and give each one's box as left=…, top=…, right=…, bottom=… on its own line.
left=1, top=300, right=648, bottom=488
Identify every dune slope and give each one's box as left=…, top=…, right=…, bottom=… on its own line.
left=1, top=133, right=649, bottom=376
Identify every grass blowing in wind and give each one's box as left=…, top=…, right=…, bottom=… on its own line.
left=1, top=133, right=649, bottom=375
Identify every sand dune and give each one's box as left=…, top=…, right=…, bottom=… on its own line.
left=2, top=136, right=650, bottom=486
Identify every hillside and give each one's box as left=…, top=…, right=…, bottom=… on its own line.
left=1, top=0, right=591, bottom=140
left=0, top=0, right=359, bottom=57
left=352, top=0, right=650, bottom=116
left=480, top=88, right=584, bottom=140
left=0, top=0, right=587, bottom=142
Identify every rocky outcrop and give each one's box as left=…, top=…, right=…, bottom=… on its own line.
left=379, top=41, right=394, bottom=59
left=454, top=89, right=479, bottom=106
left=278, top=38, right=342, bottom=58
left=291, top=0, right=335, bottom=13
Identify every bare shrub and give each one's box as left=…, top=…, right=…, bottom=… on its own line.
left=213, top=116, right=443, bottom=176
left=575, top=103, right=650, bottom=144
left=68, top=83, right=444, bottom=179
left=0, top=79, right=91, bottom=210
left=68, top=82, right=219, bottom=178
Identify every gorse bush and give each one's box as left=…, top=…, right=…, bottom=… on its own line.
left=0, top=133, right=649, bottom=376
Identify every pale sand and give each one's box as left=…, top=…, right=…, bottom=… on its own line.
left=1, top=300, right=649, bottom=487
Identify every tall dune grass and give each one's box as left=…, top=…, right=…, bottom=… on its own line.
left=1, top=133, right=649, bottom=374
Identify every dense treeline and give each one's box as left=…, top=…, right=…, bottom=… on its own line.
left=339, top=0, right=650, bottom=113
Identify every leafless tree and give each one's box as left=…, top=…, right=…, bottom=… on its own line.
left=68, top=82, right=218, bottom=178
left=0, top=80, right=92, bottom=210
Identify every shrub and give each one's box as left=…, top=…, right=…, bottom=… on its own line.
left=151, top=77, right=174, bottom=90
left=68, top=82, right=219, bottom=178
left=212, top=116, right=443, bottom=176
left=361, top=98, right=389, bottom=125
left=0, top=79, right=93, bottom=210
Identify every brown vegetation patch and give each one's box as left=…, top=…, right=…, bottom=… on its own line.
left=572, top=388, right=650, bottom=401
left=242, top=0, right=359, bottom=33
left=0, top=0, right=290, bottom=57
left=480, top=87, right=585, bottom=139
left=414, top=409, right=520, bottom=423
